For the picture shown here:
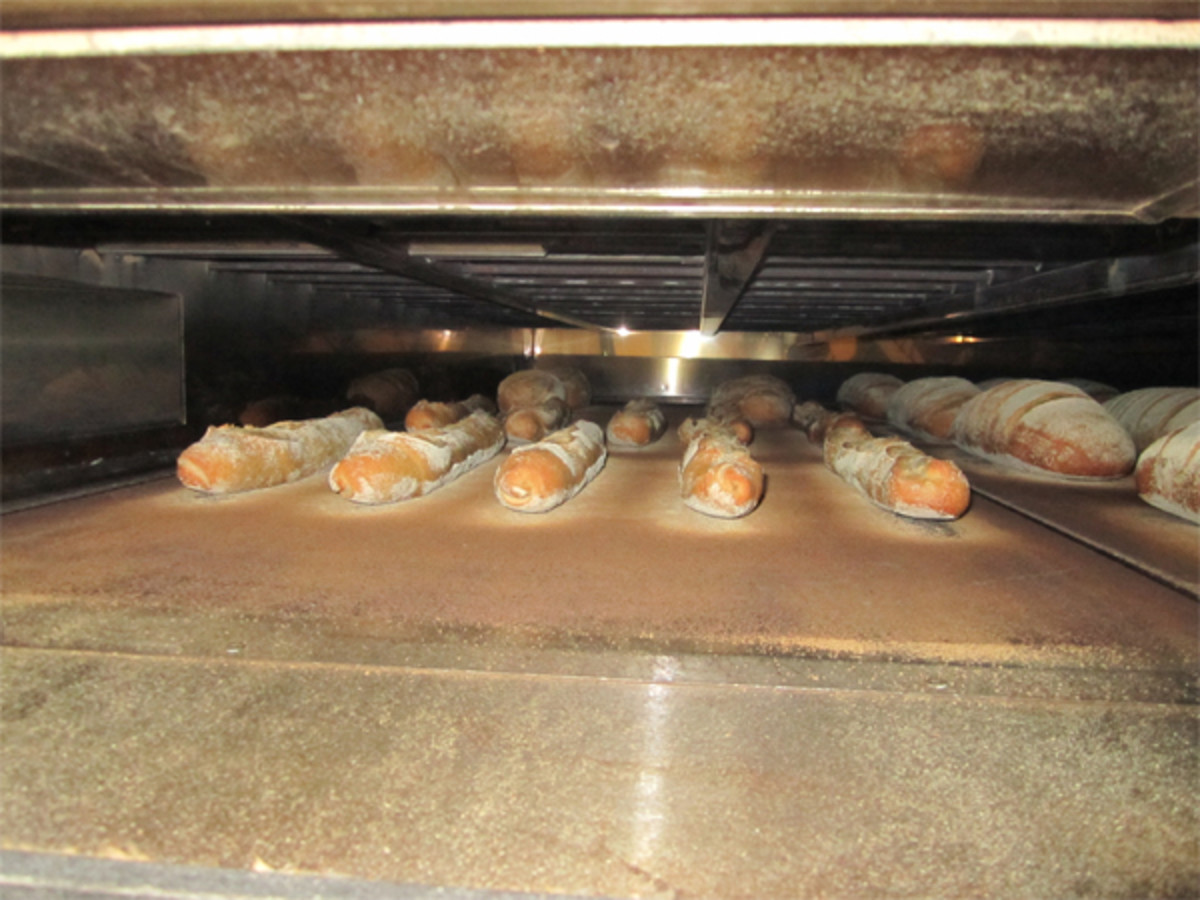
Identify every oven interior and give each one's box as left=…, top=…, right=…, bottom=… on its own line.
left=2, top=9, right=1198, bottom=899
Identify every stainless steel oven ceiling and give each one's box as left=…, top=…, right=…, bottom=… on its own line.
left=2, top=4, right=1198, bottom=338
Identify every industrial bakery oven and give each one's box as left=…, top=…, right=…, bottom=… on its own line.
left=2, top=4, right=1198, bottom=899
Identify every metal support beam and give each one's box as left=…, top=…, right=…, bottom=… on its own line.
left=699, top=220, right=776, bottom=336
left=282, top=218, right=619, bottom=333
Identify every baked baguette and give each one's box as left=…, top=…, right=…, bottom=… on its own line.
left=177, top=407, right=383, bottom=494
left=1135, top=422, right=1200, bottom=524
left=824, top=413, right=971, bottom=519
left=678, top=415, right=753, bottom=446
left=1103, top=387, right=1200, bottom=452
left=494, top=420, right=607, bottom=513
left=606, top=399, right=667, bottom=447
left=680, top=422, right=765, bottom=518
left=952, top=379, right=1135, bottom=478
left=504, top=397, right=572, bottom=443
left=837, top=372, right=904, bottom=419
left=345, top=368, right=419, bottom=421
left=886, top=376, right=981, bottom=442
left=708, top=374, right=795, bottom=426
left=404, top=394, right=496, bottom=432
left=329, top=409, right=505, bottom=504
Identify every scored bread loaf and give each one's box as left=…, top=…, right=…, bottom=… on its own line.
left=824, top=413, right=971, bottom=519
left=708, top=374, right=795, bottom=426
left=494, top=420, right=606, bottom=513
left=1103, top=387, right=1200, bottom=452
left=951, top=379, right=1136, bottom=478
left=329, top=409, right=505, bottom=504
left=837, top=372, right=904, bottom=419
left=886, top=376, right=981, bottom=442
left=177, top=407, right=383, bottom=494
left=679, top=421, right=765, bottom=518
left=1135, top=422, right=1200, bottom=524
left=404, top=394, right=496, bottom=432
left=345, top=368, right=419, bottom=421
left=606, top=399, right=667, bottom=447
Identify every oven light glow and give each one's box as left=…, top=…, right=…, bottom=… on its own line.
left=616, top=325, right=631, bottom=337
left=951, top=334, right=982, bottom=344
left=680, top=329, right=709, bottom=358
left=664, top=357, right=681, bottom=396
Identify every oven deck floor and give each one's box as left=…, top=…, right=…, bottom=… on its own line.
left=2, top=408, right=1197, bottom=897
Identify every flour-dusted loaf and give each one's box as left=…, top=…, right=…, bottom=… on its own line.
left=496, top=369, right=567, bottom=413
left=606, top=399, right=667, bottom=447
left=494, top=420, right=607, bottom=513
left=345, top=368, right=420, bottom=421
left=886, top=376, right=981, bottom=442
left=177, top=407, right=383, bottom=495
left=837, top=372, right=904, bottom=419
left=404, top=394, right=496, bottom=432
left=679, top=421, right=764, bottom=518
left=824, top=413, right=971, bottom=519
left=1103, top=387, right=1200, bottom=452
left=329, top=409, right=505, bottom=504
left=708, top=374, right=795, bottom=426
left=542, top=365, right=592, bottom=410
left=951, top=379, right=1135, bottom=478
left=1135, top=422, right=1200, bottom=524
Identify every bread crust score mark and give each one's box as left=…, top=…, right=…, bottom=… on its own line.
left=177, top=407, right=384, bottom=495
left=330, top=409, right=505, bottom=504
left=494, top=420, right=607, bottom=513
left=606, top=399, right=667, bottom=447
left=679, top=422, right=765, bottom=518
left=951, top=379, right=1135, bottom=479
left=1135, top=422, right=1200, bottom=524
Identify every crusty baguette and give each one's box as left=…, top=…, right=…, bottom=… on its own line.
left=404, top=394, right=496, bottom=432
left=951, top=379, right=1135, bottom=478
left=679, top=423, right=765, bottom=518
left=496, top=369, right=567, bottom=413
left=329, top=409, right=505, bottom=504
left=824, top=413, right=970, bottom=519
left=606, top=399, right=667, bottom=447
left=1135, top=422, right=1200, bottom=524
left=504, top=397, right=571, bottom=443
left=345, top=368, right=419, bottom=421
left=837, top=372, right=904, bottom=419
left=886, top=376, right=981, bottom=442
left=708, top=374, right=795, bottom=426
left=177, top=407, right=383, bottom=494
left=678, top=415, right=753, bottom=446
left=494, top=420, right=607, bottom=513
left=1103, top=387, right=1200, bottom=452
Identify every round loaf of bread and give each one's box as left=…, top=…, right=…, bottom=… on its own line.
left=497, top=370, right=567, bottom=413
left=886, top=376, right=980, bottom=442
left=837, top=372, right=903, bottom=420
left=1135, top=422, right=1200, bottom=523
left=708, top=374, right=795, bottom=426
left=1103, top=387, right=1200, bottom=452
left=951, top=379, right=1135, bottom=478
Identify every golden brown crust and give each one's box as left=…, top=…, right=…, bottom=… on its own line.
left=494, top=420, right=606, bottom=513
left=177, top=407, right=383, bottom=495
left=886, top=377, right=981, bottom=442
left=606, top=399, right=667, bottom=447
left=504, top=397, right=571, bottom=443
left=404, top=394, right=496, bottom=432
left=679, top=428, right=764, bottom=518
left=837, top=372, right=904, bottom=420
left=344, top=368, right=419, bottom=421
left=953, top=379, right=1135, bottom=478
left=1135, top=423, right=1200, bottom=524
left=1104, top=387, right=1200, bottom=452
left=708, top=374, right=795, bottom=427
left=330, top=409, right=504, bottom=504
left=824, top=413, right=970, bottom=519
left=496, top=370, right=567, bottom=413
